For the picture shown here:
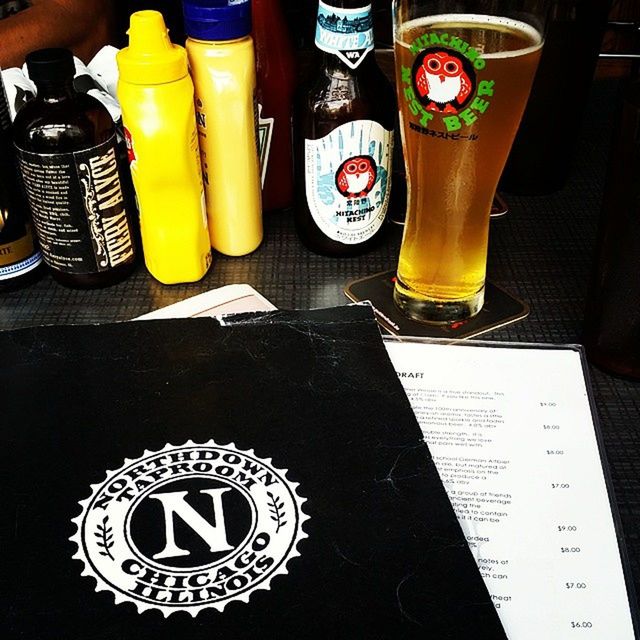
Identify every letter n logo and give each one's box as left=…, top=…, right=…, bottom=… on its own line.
left=150, top=488, right=233, bottom=560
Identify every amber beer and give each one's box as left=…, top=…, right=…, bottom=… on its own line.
left=394, top=14, right=542, bottom=322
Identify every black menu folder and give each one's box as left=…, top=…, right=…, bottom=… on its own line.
left=2, top=306, right=506, bottom=639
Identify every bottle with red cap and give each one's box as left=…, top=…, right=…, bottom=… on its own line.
left=252, top=0, right=296, bottom=212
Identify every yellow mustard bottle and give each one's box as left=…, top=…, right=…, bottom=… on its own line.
left=117, top=10, right=211, bottom=284
left=183, top=0, right=263, bottom=256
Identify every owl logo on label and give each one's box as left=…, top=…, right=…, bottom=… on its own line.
left=335, top=155, right=377, bottom=199
left=412, top=48, right=476, bottom=115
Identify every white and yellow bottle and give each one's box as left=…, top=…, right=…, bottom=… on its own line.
left=117, top=10, right=211, bottom=284
left=183, top=0, right=263, bottom=256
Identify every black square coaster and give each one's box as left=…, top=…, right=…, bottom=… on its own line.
left=345, top=270, right=528, bottom=339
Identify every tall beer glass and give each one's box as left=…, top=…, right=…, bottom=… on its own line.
left=393, top=1, right=547, bottom=323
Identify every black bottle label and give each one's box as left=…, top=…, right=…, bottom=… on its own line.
left=304, top=120, right=393, bottom=244
left=16, top=134, right=134, bottom=275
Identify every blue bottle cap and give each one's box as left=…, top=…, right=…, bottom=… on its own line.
left=182, top=0, right=252, bottom=42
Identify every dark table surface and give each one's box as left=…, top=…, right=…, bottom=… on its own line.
left=2, top=78, right=639, bottom=613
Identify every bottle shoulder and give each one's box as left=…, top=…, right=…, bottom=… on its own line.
left=186, top=35, right=255, bottom=59
left=13, top=94, right=114, bottom=152
left=14, top=92, right=111, bottom=125
left=299, top=56, right=396, bottom=134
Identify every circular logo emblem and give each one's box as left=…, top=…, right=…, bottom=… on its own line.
left=412, top=48, right=477, bottom=114
left=335, top=155, right=378, bottom=199
left=71, top=441, right=308, bottom=617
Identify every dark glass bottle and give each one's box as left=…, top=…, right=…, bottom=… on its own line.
left=583, top=80, right=640, bottom=379
left=13, top=48, right=136, bottom=288
left=253, top=0, right=297, bottom=212
left=294, top=0, right=395, bottom=257
left=500, top=0, right=611, bottom=195
left=0, top=70, right=44, bottom=290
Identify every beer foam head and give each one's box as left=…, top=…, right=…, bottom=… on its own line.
left=397, top=13, right=543, bottom=58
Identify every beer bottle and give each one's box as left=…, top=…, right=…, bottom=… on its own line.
left=583, top=80, right=640, bottom=379
left=14, top=49, right=136, bottom=288
left=0, top=71, right=44, bottom=290
left=294, top=0, right=395, bottom=256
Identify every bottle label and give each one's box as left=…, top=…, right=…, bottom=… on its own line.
left=257, top=103, right=274, bottom=187
left=315, top=1, right=374, bottom=69
left=0, top=223, right=42, bottom=281
left=15, top=134, right=135, bottom=275
left=304, top=120, right=392, bottom=245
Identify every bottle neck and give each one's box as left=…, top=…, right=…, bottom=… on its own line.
left=314, top=0, right=374, bottom=73
left=320, top=49, right=374, bottom=76
left=187, top=34, right=251, bottom=45
left=34, top=79, right=75, bottom=102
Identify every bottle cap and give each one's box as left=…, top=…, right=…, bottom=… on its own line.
left=182, top=0, right=252, bottom=42
left=26, top=48, right=75, bottom=84
left=117, top=10, right=188, bottom=85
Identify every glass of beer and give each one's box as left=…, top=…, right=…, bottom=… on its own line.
left=393, top=1, right=547, bottom=323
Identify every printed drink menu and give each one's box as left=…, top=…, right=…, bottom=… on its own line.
left=385, top=338, right=638, bottom=640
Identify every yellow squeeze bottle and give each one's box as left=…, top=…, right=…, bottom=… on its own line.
left=183, top=0, right=263, bottom=256
left=117, top=10, right=211, bottom=284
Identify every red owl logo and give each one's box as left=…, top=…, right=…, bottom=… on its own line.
left=335, top=155, right=377, bottom=198
left=413, top=48, right=476, bottom=114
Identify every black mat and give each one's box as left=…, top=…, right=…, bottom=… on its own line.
left=1, top=307, right=505, bottom=639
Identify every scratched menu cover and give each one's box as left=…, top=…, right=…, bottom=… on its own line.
left=1, top=306, right=505, bottom=639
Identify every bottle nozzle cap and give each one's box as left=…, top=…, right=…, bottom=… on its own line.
left=117, top=10, right=188, bottom=85
left=26, top=48, right=75, bottom=85
left=183, top=0, right=252, bottom=41
left=127, top=10, right=173, bottom=56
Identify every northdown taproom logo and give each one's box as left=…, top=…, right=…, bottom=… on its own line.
left=71, top=441, right=309, bottom=616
